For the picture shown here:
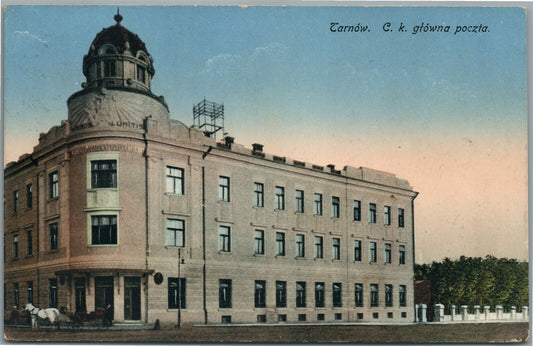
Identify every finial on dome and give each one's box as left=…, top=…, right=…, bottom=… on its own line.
left=114, top=8, right=123, bottom=24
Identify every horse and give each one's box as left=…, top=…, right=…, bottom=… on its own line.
left=24, top=303, right=61, bottom=330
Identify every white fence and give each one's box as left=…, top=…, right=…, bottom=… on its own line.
left=431, top=304, right=529, bottom=323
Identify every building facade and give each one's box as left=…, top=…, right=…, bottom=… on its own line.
left=4, top=13, right=418, bottom=326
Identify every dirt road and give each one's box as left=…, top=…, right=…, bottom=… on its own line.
left=4, top=322, right=529, bottom=343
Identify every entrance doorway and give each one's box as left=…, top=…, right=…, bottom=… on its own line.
left=95, top=276, right=114, bottom=320
left=124, top=277, right=141, bottom=321
left=74, top=278, right=86, bottom=314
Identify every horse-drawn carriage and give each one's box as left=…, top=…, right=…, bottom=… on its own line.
left=24, top=303, right=112, bottom=330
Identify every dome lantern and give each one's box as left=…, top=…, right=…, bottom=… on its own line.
left=82, top=11, right=155, bottom=93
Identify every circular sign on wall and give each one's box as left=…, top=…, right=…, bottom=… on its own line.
left=154, top=272, right=163, bottom=285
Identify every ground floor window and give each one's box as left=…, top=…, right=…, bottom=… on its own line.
left=254, top=280, right=266, bottom=308
left=13, top=283, right=19, bottom=308
left=168, top=278, right=186, bottom=309
left=315, top=282, right=325, bottom=308
left=27, top=281, right=33, bottom=304
left=49, top=279, right=58, bottom=308
left=219, top=279, right=232, bottom=308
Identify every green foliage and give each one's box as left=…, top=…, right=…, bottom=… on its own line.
left=415, top=256, right=529, bottom=311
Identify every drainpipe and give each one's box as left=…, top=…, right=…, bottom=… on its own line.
left=411, top=191, right=419, bottom=322
left=143, top=116, right=152, bottom=324
left=201, top=146, right=212, bottom=324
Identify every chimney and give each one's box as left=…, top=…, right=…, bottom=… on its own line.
left=224, top=136, right=234, bottom=148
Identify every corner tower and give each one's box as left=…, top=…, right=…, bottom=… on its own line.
left=67, top=10, right=169, bottom=132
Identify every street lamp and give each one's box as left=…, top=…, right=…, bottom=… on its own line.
left=176, top=247, right=184, bottom=328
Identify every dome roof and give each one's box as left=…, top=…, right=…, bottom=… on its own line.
left=88, top=12, right=149, bottom=56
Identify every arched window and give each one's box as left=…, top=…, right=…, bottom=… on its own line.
left=104, top=60, right=116, bottom=77
left=137, top=65, right=146, bottom=83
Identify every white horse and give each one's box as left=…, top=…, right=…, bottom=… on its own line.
left=24, top=303, right=61, bottom=329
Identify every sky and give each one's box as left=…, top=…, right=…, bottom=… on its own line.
left=3, top=5, right=528, bottom=264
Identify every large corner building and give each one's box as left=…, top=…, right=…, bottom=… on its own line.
left=4, top=13, right=418, bottom=326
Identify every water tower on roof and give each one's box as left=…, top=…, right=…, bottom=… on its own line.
left=193, top=98, right=225, bottom=139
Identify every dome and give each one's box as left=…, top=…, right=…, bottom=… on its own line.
left=89, top=21, right=148, bottom=56
left=81, top=10, right=156, bottom=93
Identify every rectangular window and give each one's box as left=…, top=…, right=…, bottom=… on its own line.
left=385, top=284, right=393, bottom=307
left=49, top=223, right=58, bottom=250
left=13, top=283, right=19, bottom=307
left=296, top=234, right=305, bottom=258
left=354, top=240, right=361, bottom=261
left=313, top=193, right=323, bottom=215
left=332, top=238, right=340, bottom=260
left=168, top=278, right=186, bottom=309
left=254, top=230, right=264, bottom=255
left=295, top=190, right=304, bottom=213
left=27, top=281, right=33, bottom=304
left=398, top=208, right=405, bottom=228
left=275, top=186, right=285, bottom=210
left=91, top=216, right=117, bottom=245
left=384, top=206, right=391, bottom=225
left=219, top=279, right=232, bottom=308
left=166, top=219, right=185, bottom=247
left=13, top=190, right=18, bottom=213
left=369, top=242, right=377, bottom=263
left=331, top=196, right=340, bottom=218
left=49, top=171, right=58, bottom=199
left=27, top=231, right=32, bottom=256
left=49, top=279, right=58, bottom=308
left=399, top=245, right=406, bottom=265
left=104, top=60, right=116, bottom=76
left=369, top=203, right=376, bottom=223
left=276, top=281, right=287, bottom=308
left=137, top=65, right=146, bottom=83
left=26, top=184, right=32, bottom=209
left=355, top=283, right=363, bottom=307
left=370, top=284, right=379, bottom=307
left=219, top=226, right=231, bottom=252
left=385, top=243, right=392, bottom=264
left=276, top=232, right=285, bottom=256
left=166, top=166, right=184, bottom=195
left=13, top=235, right=18, bottom=258
left=296, top=282, right=306, bottom=308
left=399, top=285, right=406, bottom=307
left=353, top=200, right=361, bottom=221
left=91, top=160, right=117, bottom=188
left=254, top=183, right=264, bottom=207
left=254, top=280, right=266, bottom=308
left=315, top=282, right=325, bottom=308
left=314, top=236, right=323, bottom=259
left=333, top=283, right=342, bottom=307
left=219, top=176, right=230, bottom=202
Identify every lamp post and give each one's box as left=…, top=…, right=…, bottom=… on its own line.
left=176, top=247, right=184, bottom=328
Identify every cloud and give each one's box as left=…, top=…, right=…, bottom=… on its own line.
left=14, top=30, right=48, bottom=47
left=202, top=53, right=241, bottom=74
left=201, top=42, right=285, bottom=74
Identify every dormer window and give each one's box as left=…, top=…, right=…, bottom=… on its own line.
left=104, top=60, right=116, bottom=77
left=105, top=47, right=114, bottom=55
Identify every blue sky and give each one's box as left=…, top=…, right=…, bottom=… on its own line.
left=3, top=6, right=527, bottom=263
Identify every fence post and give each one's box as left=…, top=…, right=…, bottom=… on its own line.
left=433, top=304, right=444, bottom=322
left=474, top=305, right=480, bottom=320
left=451, top=305, right=456, bottom=321
left=484, top=306, right=490, bottom=320
left=522, top=306, right=528, bottom=320
left=461, top=305, right=468, bottom=321
left=496, top=305, right=503, bottom=320
left=510, top=306, right=516, bottom=320
left=421, top=304, right=427, bottom=322
left=415, top=304, right=419, bottom=322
